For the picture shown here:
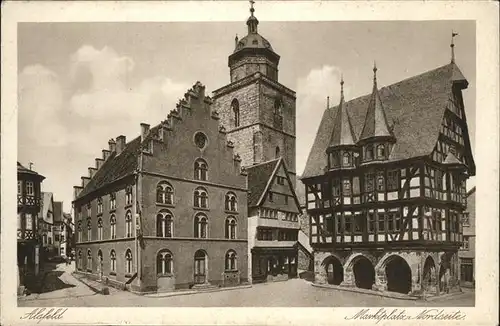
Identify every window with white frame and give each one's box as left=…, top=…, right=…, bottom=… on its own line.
left=461, top=236, right=470, bottom=250
left=110, top=215, right=116, bottom=239
left=109, top=192, right=116, bottom=210
left=225, top=216, right=237, bottom=239
left=194, top=187, right=208, bottom=208
left=194, top=159, right=208, bottom=181
left=97, top=197, right=103, bottom=214
left=225, top=250, right=237, bottom=271
left=97, top=218, right=103, bottom=240
left=125, top=211, right=133, bottom=238
left=125, top=186, right=133, bottom=206
left=125, top=249, right=133, bottom=275
left=77, top=221, right=82, bottom=242
left=156, top=181, right=174, bottom=205
left=26, top=181, right=34, bottom=196
left=225, top=192, right=237, bottom=212
left=87, top=218, right=92, bottom=241
left=157, top=250, right=173, bottom=275
left=87, top=249, right=92, bottom=271
left=156, top=210, right=173, bottom=238
left=110, top=250, right=116, bottom=274
left=86, top=202, right=92, bottom=217
left=194, top=213, right=208, bottom=238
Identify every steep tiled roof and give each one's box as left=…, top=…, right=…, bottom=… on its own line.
left=17, top=162, right=45, bottom=178
left=76, top=136, right=142, bottom=200
left=359, top=67, right=393, bottom=141
left=329, top=80, right=357, bottom=147
left=53, top=201, right=63, bottom=222
left=246, top=159, right=280, bottom=207
left=41, top=192, right=53, bottom=218
left=303, top=63, right=470, bottom=179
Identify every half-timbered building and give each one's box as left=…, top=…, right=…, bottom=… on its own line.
left=17, top=162, right=45, bottom=294
left=301, top=55, right=475, bottom=297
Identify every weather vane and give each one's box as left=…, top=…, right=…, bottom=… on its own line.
left=250, top=0, right=255, bottom=15
left=451, top=31, right=459, bottom=63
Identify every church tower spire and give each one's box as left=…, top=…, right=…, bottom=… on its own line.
left=359, top=62, right=393, bottom=142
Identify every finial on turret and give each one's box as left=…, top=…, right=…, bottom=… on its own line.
left=250, top=0, right=255, bottom=16
left=327, top=96, right=330, bottom=109
left=451, top=31, right=458, bottom=63
left=340, top=74, right=345, bottom=99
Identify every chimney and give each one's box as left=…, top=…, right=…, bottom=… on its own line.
left=116, top=135, right=126, bottom=155
left=140, top=123, right=150, bottom=142
left=108, top=138, right=116, bottom=152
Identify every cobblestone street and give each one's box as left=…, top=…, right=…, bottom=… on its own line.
left=18, top=263, right=475, bottom=307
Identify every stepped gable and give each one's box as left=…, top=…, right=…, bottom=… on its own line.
left=246, top=158, right=280, bottom=207
left=303, top=63, right=472, bottom=179
left=75, top=81, right=244, bottom=201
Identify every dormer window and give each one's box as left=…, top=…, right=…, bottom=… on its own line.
left=377, top=144, right=386, bottom=159
left=365, top=145, right=374, bottom=160
left=342, top=152, right=351, bottom=166
left=330, top=152, right=340, bottom=168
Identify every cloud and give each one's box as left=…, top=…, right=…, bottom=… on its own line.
left=66, top=45, right=190, bottom=155
left=18, top=46, right=191, bottom=211
left=295, top=65, right=344, bottom=175
left=18, top=64, right=67, bottom=148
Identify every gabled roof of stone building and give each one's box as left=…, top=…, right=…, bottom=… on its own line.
left=76, top=136, right=142, bottom=200
left=302, top=62, right=474, bottom=179
left=75, top=81, right=245, bottom=202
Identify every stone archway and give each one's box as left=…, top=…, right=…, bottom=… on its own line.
left=384, top=255, right=412, bottom=294
left=423, top=256, right=437, bottom=295
left=323, top=256, right=343, bottom=285
left=352, top=256, right=375, bottom=290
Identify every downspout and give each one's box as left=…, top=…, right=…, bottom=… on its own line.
left=134, top=153, right=143, bottom=288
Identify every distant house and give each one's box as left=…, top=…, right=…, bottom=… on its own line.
left=61, top=213, right=74, bottom=258
left=53, top=201, right=63, bottom=256
left=40, top=192, right=55, bottom=259
left=459, top=187, right=475, bottom=287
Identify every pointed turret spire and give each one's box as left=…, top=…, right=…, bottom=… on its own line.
left=358, top=63, right=393, bottom=142
left=450, top=31, right=458, bottom=63
left=247, top=0, right=259, bottom=34
left=329, top=76, right=356, bottom=147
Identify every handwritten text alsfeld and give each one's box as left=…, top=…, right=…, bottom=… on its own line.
left=20, top=308, right=68, bottom=324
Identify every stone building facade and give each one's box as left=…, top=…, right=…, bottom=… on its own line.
left=73, top=82, right=248, bottom=293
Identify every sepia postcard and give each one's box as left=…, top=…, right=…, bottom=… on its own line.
left=1, top=1, right=499, bottom=325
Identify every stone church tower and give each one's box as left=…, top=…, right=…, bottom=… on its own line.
left=212, top=2, right=297, bottom=186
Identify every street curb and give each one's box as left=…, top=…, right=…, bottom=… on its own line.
left=422, top=290, right=467, bottom=302
left=140, top=284, right=253, bottom=298
left=72, top=273, right=108, bottom=295
left=311, top=283, right=419, bottom=301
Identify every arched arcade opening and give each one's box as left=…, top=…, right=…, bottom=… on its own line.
left=323, top=256, right=343, bottom=285
left=352, top=256, right=375, bottom=290
left=385, top=255, right=412, bottom=294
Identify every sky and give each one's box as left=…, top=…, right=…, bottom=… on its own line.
left=17, top=18, right=476, bottom=212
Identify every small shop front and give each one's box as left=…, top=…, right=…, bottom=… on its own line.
left=251, top=247, right=297, bottom=283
